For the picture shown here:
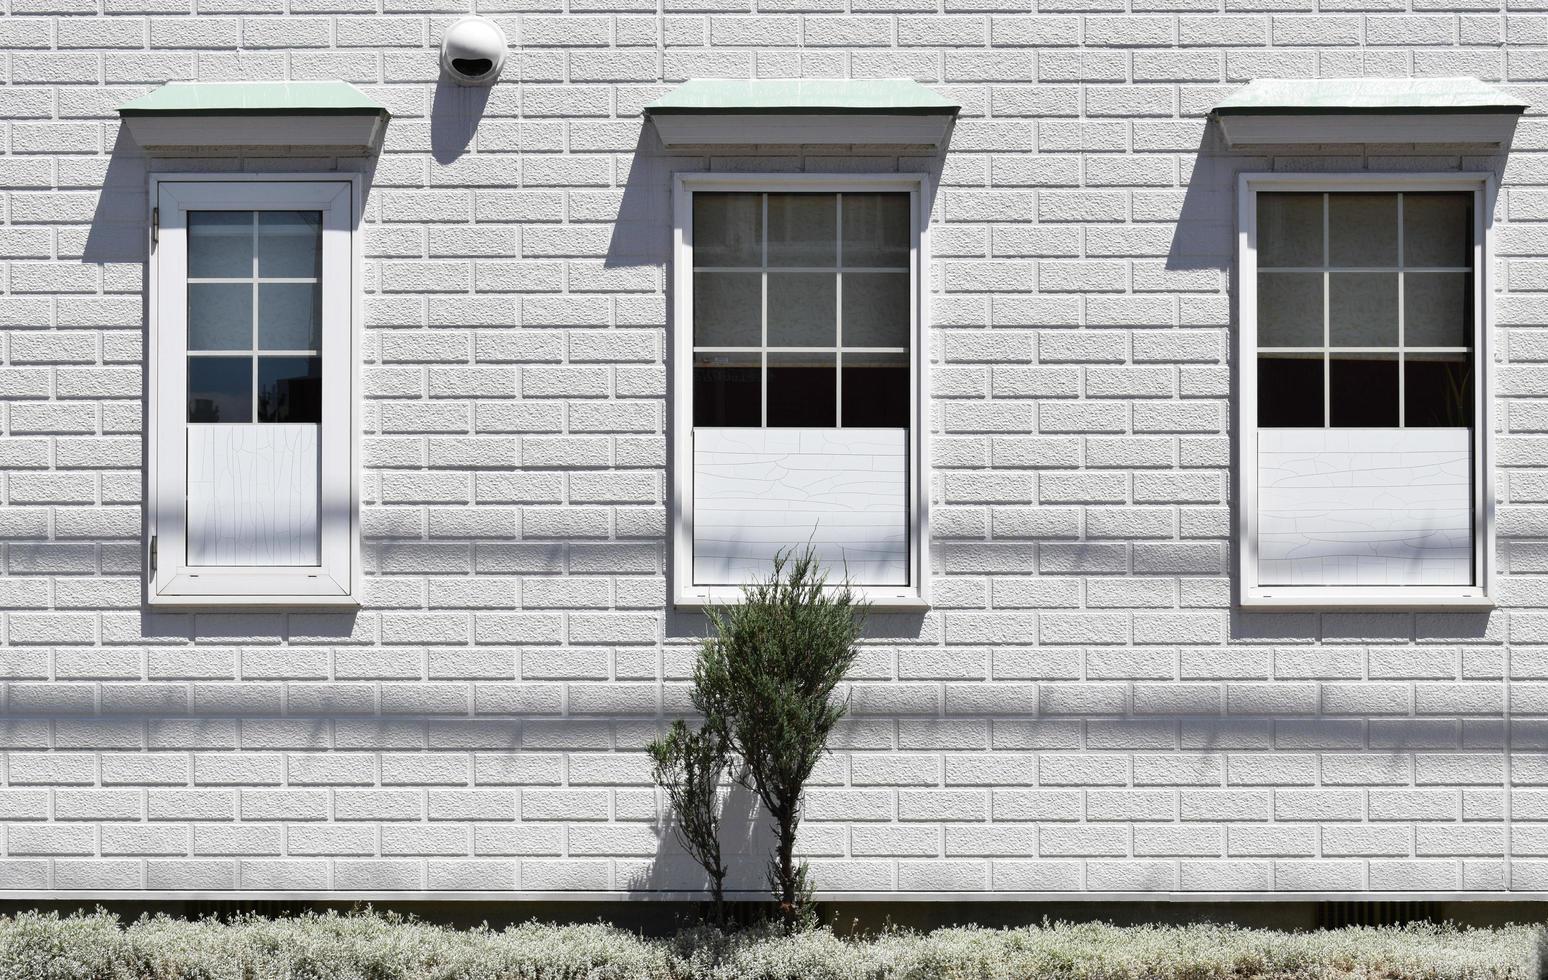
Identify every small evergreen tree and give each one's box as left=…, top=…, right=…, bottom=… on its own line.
left=694, top=548, right=864, bottom=932
left=647, top=719, right=730, bottom=925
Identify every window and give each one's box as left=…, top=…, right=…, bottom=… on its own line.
left=147, top=176, right=359, bottom=606
left=673, top=174, right=928, bottom=607
left=1239, top=174, right=1492, bottom=607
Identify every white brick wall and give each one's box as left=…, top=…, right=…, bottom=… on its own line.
left=1, top=1, right=1546, bottom=899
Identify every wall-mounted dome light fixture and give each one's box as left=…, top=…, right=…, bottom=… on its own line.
left=440, top=17, right=508, bottom=86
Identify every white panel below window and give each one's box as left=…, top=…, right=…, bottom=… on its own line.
left=1257, top=427, right=1472, bottom=586
left=187, top=424, right=320, bottom=567
left=693, top=427, right=907, bottom=586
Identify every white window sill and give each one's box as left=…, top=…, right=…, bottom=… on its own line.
left=675, top=587, right=929, bottom=612
left=1241, top=590, right=1493, bottom=611
left=146, top=593, right=361, bottom=609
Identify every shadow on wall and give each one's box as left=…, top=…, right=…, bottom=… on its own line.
left=1164, top=124, right=1239, bottom=276
left=603, top=124, right=678, bottom=271
left=430, top=80, right=489, bottom=164
left=629, top=782, right=777, bottom=897
left=81, top=128, right=152, bottom=267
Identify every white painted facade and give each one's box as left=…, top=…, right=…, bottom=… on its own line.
left=1, top=5, right=1547, bottom=903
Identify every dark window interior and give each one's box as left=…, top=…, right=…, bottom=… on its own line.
left=1258, top=357, right=1324, bottom=428
left=693, top=365, right=760, bottom=427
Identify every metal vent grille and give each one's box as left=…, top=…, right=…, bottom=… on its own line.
left=1315, top=902, right=1441, bottom=929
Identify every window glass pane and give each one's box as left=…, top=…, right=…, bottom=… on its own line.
left=1257, top=193, right=1321, bottom=268
left=1405, top=353, right=1473, bottom=427
left=1330, top=353, right=1398, bottom=427
left=693, top=271, right=761, bottom=347
left=257, top=356, right=322, bottom=423
left=188, top=356, right=253, bottom=423
left=767, top=352, right=836, bottom=426
left=843, top=272, right=910, bottom=348
left=693, top=354, right=760, bottom=426
left=843, top=193, right=910, bottom=268
left=693, top=193, right=761, bottom=268
left=842, top=352, right=909, bottom=427
left=1328, top=272, right=1398, bottom=347
left=1258, top=355, right=1323, bottom=427
left=188, top=211, right=253, bottom=279
left=1258, top=272, right=1323, bottom=347
left=1405, top=272, right=1472, bottom=348
left=767, top=272, right=836, bottom=347
left=1405, top=193, right=1471, bottom=268
left=767, top=194, right=836, bottom=267
left=1328, top=193, right=1398, bottom=267
left=256, top=211, right=322, bottom=279
left=258, top=283, right=321, bottom=351
left=188, top=282, right=252, bottom=351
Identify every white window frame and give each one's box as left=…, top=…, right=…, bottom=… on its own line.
left=146, top=174, right=361, bottom=607
left=671, top=172, right=931, bottom=609
left=1237, top=172, right=1495, bottom=609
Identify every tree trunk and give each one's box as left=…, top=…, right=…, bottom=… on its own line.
left=710, top=867, right=726, bottom=928
left=776, top=814, right=798, bottom=933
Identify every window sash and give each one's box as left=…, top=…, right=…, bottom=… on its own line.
left=690, top=191, right=912, bottom=429
left=1237, top=173, right=1494, bottom=608
left=147, top=177, right=358, bottom=606
left=672, top=173, right=931, bottom=608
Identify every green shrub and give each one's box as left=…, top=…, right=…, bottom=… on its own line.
left=0, top=909, right=1537, bottom=980
left=694, top=548, right=865, bottom=929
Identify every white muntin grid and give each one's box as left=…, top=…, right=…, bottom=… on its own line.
left=1254, top=191, right=1473, bottom=429
left=185, top=209, right=324, bottom=422
left=690, top=191, right=911, bottom=428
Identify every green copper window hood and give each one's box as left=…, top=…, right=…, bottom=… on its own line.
left=644, top=79, right=960, bottom=148
left=1212, top=78, right=1527, bottom=147
left=119, top=81, right=390, bottom=155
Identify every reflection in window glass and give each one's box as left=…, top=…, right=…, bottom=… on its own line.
left=1258, top=272, right=1323, bottom=347
left=258, top=282, right=322, bottom=351
left=842, top=194, right=910, bottom=268
left=1404, top=193, right=1472, bottom=267
left=258, top=356, right=322, bottom=423
left=842, top=272, right=910, bottom=348
left=189, top=282, right=253, bottom=351
left=767, top=194, right=836, bottom=267
left=188, top=211, right=253, bottom=279
left=1328, top=193, right=1397, bottom=266
left=188, top=357, right=253, bottom=423
left=694, top=271, right=762, bottom=347
left=1257, top=193, right=1322, bottom=267
left=1405, top=272, right=1472, bottom=348
left=1330, top=354, right=1399, bottom=427
left=767, top=272, right=835, bottom=347
left=693, top=194, right=761, bottom=268
left=1328, top=272, right=1398, bottom=347
left=256, top=211, right=322, bottom=279
left=1258, top=355, right=1323, bottom=427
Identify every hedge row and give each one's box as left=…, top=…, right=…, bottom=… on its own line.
left=0, top=909, right=1538, bottom=980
